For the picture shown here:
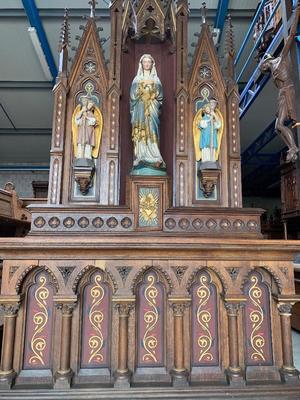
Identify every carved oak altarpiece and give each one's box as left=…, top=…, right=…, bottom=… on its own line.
left=0, top=1, right=300, bottom=398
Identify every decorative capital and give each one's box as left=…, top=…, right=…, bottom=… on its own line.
left=277, top=303, right=293, bottom=316
left=56, top=302, right=77, bottom=315
left=224, top=302, right=241, bottom=316
left=0, top=302, right=20, bottom=316
left=171, top=303, right=187, bottom=317
left=114, top=302, right=134, bottom=317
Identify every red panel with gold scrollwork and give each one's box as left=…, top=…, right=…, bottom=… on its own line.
left=81, top=271, right=110, bottom=368
left=191, top=270, right=219, bottom=366
left=137, top=271, right=164, bottom=367
left=23, top=271, right=54, bottom=369
left=243, top=271, right=273, bottom=366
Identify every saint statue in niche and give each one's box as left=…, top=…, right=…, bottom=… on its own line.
left=72, top=83, right=103, bottom=162
left=259, top=1, right=300, bottom=163
left=130, top=54, right=166, bottom=175
left=193, top=99, right=223, bottom=165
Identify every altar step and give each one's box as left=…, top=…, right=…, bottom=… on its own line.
left=0, top=386, right=300, bottom=400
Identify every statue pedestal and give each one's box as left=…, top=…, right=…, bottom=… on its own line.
left=73, top=159, right=95, bottom=196
left=128, top=175, right=170, bottom=231
left=198, top=164, right=221, bottom=199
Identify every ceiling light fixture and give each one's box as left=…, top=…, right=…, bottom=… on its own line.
left=28, top=26, right=52, bottom=81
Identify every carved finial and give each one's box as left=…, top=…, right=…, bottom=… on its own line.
left=89, top=0, right=97, bottom=18
left=225, top=14, right=235, bottom=80
left=225, top=14, right=234, bottom=56
left=58, top=8, right=70, bottom=75
left=58, top=8, right=70, bottom=52
left=201, top=2, right=207, bottom=24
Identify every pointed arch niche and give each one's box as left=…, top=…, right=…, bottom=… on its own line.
left=73, top=268, right=112, bottom=386
left=242, top=269, right=281, bottom=382
left=14, top=268, right=57, bottom=386
left=189, top=268, right=226, bottom=384
left=133, top=268, right=171, bottom=384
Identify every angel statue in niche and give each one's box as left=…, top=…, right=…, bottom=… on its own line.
left=72, top=87, right=103, bottom=162
left=193, top=99, right=224, bottom=165
left=260, top=1, right=300, bottom=163
left=130, top=54, right=166, bottom=175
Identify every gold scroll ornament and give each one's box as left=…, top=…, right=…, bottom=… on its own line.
left=249, top=275, right=265, bottom=361
left=142, top=274, right=159, bottom=363
left=29, top=275, right=49, bottom=366
left=196, top=273, right=213, bottom=362
left=88, top=274, right=105, bottom=364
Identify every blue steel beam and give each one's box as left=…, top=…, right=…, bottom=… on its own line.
left=234, top=0, right=267, bottom=66
left=239, top=25, right=283, bottom=119
left=22, top=0, right=57, bottom=80
left=241, top=120, right=276, bottom=166
left=242, top=150, right=282, bottom=181
left=214, top=0, right=229, bottom=41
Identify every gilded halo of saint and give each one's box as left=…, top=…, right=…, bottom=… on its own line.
left=193, top=99, right=224, bottom=163
left=130, top=54, right=166, bottom=175
left=72, top=83, right=103, bottom=161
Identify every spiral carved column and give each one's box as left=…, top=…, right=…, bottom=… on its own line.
left=277, top=302, right=299, bottom=381
left=54, top=302, right=77, bottom=389
left=114, top=302, right=134, bottom=388
left=0, top=302, right=20, bottom=388
left=170, top=301, right=189, bottom=386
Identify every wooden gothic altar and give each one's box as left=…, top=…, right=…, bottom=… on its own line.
left=0, top=1, right=300, bottom=398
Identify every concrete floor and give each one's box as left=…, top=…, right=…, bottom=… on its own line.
left=293, top=329, right=300, bottom=370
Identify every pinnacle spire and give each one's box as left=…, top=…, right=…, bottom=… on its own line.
left=58, top=8, right=70, bottom=52
left=225, top=14, right=235, bottom=81
left=201, top=2, right=207, bottom=24
left=58, top=8, right=70, bottom=75
left=225, top=14, right=234, bottom=56
left=89, top=0, right=98, bottom=18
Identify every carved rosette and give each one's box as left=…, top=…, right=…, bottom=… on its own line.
left=137, top=271, right=164, bottom=367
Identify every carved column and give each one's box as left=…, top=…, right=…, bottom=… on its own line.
left=170, top=301, right=189, bottom=386
left=277, top=302, right=299, bottom=381
left=54, top=302, right=77, bottom=389
left=0, top=302, right=20, bottom=388
left=224, top=302, right=243, bottom=383
left=114, top=302, right=134, bottom=388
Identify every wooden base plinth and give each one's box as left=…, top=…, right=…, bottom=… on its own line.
left=0, top=371, right=16, bottom=390
left=54, top=370, right=73, bottom=389
left=226, top=368, right=245, bottom=387
left=1, top=386, right=300, bottom=399
left=114, top=370, right=131, bottom=388
left=279, top=367, right=300, bottom=384
left=171, top=369, right=189, bottom=387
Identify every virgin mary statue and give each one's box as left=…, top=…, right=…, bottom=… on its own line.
left=130, top=54, right=166, bottom=175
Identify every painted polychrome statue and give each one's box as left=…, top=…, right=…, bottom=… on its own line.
left=130, top=54, right=166, bottom=175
